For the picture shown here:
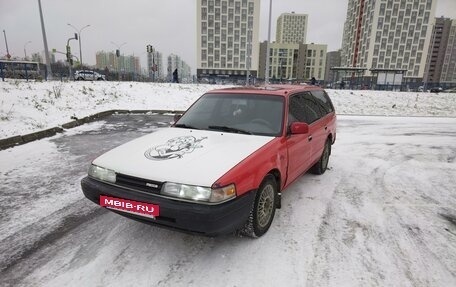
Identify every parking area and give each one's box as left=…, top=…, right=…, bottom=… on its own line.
left=0, top=114, right=455, bottom=287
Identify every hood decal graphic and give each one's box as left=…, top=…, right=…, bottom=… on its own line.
left=144, top=136, right=207, bottom=160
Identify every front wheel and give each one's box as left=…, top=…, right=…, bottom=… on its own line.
left=236, top=175, right=277, bottom=238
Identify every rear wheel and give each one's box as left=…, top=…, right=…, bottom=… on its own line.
left=311, top=139, right=331, bottom=175
left=236, top=175, right=277, bottom=238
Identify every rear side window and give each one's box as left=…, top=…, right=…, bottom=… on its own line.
left=289, top=92, right=323, bottom=124
left=311, top=90, right=334, bottom=115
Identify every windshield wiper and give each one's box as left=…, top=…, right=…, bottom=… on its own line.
left=174, top=124, right=199, bottom=130
left=207, top=125, right=252, bottom=135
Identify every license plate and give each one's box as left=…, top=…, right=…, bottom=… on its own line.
left=100, top=195, right=160, bottom=218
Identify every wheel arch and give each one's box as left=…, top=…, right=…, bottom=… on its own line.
left=327, top=134, right=333, bottom=155
left=266, top=169, right=281, bottom=192
left=264, top=168, right=282, bottom=209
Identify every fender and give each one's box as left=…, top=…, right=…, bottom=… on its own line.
left=213, top=137, right=288, bottom=197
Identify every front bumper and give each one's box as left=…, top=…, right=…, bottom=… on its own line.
left=81, top=177, right=255, bottom=236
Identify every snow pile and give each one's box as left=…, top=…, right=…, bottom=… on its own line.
left=330, top=89, right=456, bottom=117
left=1, top=80, right=455, bottom=139
left=0, top=81, right=226, bottom=139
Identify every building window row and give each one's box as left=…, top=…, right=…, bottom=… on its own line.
left=202, top=0, right=249, bottom=8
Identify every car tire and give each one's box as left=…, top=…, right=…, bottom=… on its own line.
left=236, top=175, right=277, bottom=238
left=310, top=139, right=331, bottom=175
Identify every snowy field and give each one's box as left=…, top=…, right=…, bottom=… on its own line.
left=0, top=79, right=455, bottom=139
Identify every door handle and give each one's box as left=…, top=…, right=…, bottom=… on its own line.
left=308, top=136, right=313, bottom=142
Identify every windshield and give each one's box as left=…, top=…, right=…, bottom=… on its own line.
left=175, top=93, right=284, bottom=136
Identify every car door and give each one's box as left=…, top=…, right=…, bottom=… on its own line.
left=285, top=93, right=313, bottom=184
left=301, top=92, right=327, bottom=163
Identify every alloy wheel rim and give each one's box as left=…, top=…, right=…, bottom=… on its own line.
left=257, top=184, right=274, bottom=228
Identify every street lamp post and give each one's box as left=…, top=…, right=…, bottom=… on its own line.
left=67, top=23, right=90, bottom=68
left=3, top=30, right=10, bottom=59
left=37, top=0, right=52, bottom=78
left=280, top=54, right=283, bottom=83
left=67, top=33, right=78, bottom=80
left=146, top=44, right=156, bottom=82
left=264, top=0, right=273, bottom=84
left=245, top=29, right=251, bottom=85
left=24, top=41, right=32, bottom=60
left=111, top=41, right=126, bottom=81
left=279, top=50, right=286, bottom=83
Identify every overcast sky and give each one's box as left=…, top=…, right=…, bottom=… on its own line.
left=1, top=0, right=455, bottom=72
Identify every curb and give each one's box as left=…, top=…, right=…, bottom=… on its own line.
left=0, top=109, right=184, bottom=151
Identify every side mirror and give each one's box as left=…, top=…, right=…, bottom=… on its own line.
left=173, top=114, right=182, bottom=123
left=290, top=122, right=309, bottom=134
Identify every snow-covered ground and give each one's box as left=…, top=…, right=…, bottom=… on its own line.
left=1, top=79, right=456, bottom=286
left=0, top=114, right=455, bottom=286
left=1, top=80, right=455, bottom=139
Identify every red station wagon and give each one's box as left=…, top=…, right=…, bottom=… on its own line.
left=81, top=85, right=337, bottom=237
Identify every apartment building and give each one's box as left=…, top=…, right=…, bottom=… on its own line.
left=258, top=11, right=326, bottom=82
left=258, top=42, right=327, bottom=82
left=96, top=51, right=141, bottom=74
left=440, top=19, right=456, bottom=83
left=167, top=54, right=192, bottom=83
left=96, top=51, right=116, bottom=71
left=424, top=17, right=452, bottom=83
left=325, top=50, right=342, bottom=84
left=147, top=50, right=164, bottom=81
left=302, top=43, right=327, bottom=80
left=258, top=42, right=299, bottom=81
left=341, top=0, right=436, bottom=80
left=276, top=12, right=308, bottom=44
left=196, top=0, right=261, bottom=81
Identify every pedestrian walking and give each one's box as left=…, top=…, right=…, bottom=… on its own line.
left=172, top=69, right=179, bottom=83
left=311, top=77, right=317, bottom=85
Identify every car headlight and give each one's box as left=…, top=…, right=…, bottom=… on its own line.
left=161, top=182, right=236, bottom=203
left=88, top=164, right=116, bottom=183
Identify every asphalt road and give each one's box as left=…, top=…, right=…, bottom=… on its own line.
left=1, top=114, right=455, bottom=287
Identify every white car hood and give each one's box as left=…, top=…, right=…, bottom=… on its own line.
left=92, top=127, right=274, bottom=186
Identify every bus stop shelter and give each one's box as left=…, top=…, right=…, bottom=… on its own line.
left=329, top=67, right=367, bottom=89
left=370, top=68, right=408, bottom=91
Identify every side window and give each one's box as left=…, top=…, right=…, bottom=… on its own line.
left=301, top=92, right=324, bottom=122
left=311, top=90, right=334, bottom=114
left=289, top=94, right=307, bottom=124
left=289, top=93, right=321, bottom=124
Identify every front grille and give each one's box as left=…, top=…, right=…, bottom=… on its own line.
left=115, top=173, right=163, bottom=194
